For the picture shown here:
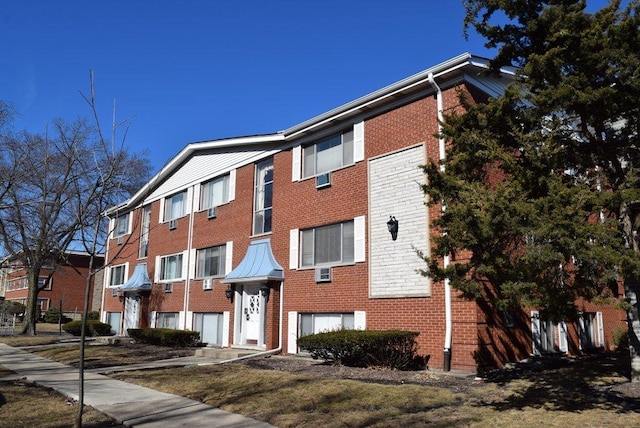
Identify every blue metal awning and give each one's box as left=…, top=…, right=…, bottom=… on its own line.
left=224, top=238, right=284, bottom=283
left=119, top=264, right=152, bottom=291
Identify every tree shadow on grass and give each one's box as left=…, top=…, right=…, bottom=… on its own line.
left=480, top=351, right=640, bottom=413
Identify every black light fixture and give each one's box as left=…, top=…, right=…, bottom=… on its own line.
left=225, top=285, right=234, bottom=303
left=259, top=283, right=271, bottom=302
left=387, top=215, right=399, bottom=241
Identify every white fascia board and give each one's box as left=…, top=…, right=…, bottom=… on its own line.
left=108, top=133, right=285, bottom=212
left=281, top=53, right=489, bottom=139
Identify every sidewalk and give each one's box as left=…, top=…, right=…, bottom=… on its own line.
left=0, top=344, right=274, bottom=427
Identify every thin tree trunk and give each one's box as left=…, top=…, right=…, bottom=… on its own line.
left=74, top=261, right=95, bottom=428
left=20, top=269, right=40, bottom=336
left=621, top=201, right=640, bottom=382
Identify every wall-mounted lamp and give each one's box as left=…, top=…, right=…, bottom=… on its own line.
left=259, top=284, right=271, bottom=302
left=225, top=285, right=234, bottom=303
left=387, top=215, right=399, bottom=241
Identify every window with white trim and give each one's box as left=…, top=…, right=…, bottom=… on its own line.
left=156, top=312, right=178, bottom=329
left=163, top=191, right=186, bottom=222
left=196, top=245, right=226, bottom=278
left=301, top=220, right=354, bottom=267
left=200, top=175, right=230, bottom=210
left=113, top=213, right=130, bottom=237
left=37, top=276, right=51, bottom=290
left=578, top=312, right=604, bottom=349
left=159, top=253, right=183, bottom=281
left=300, top=313, right=354, bottom=337
left=303, top=129, right=354, bottom=178
left=253, top=158, right=273, bottom=235
left=139, top=205, right=151, bottom=258
left=109, top=264, right=127, bottom=287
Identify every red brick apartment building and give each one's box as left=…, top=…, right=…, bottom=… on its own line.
left=1, top=251, right=104, bottom=319
left=101, top=53, right=626, bottom=372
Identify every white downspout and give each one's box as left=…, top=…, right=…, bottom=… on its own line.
left=428, top=72, right=453, bottom=371
left=184, top=188, right=196, bottom=330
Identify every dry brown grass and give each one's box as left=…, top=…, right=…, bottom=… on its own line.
left=0, top=367, right=116, bottom=427
left=111, top=357, right=640, bottom=428
left=4, top=338, right=640, bottom=427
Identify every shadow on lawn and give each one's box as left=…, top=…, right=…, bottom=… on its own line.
left=481, top=351, right=640, bottom=413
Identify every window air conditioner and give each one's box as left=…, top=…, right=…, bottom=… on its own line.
left=203, top=278, right=213, bottom=290
left=315, top=267, right=332, bottom=283
left=315, top=172, right=331, bottom=189
left=116, top=236, right=123, bottom=245
left=164, top=283, right=173, bottom=293
left=207, top=206, right=217, bottom=219
left=169, top=219, right=177, bottom=230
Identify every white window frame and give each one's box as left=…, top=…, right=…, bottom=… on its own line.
left=196, top=244, right=227, bottom=279
left=158, top=252, right=185, bottom=282
left=139, top=205, right=151, bottom=259
left=303, top=129, right=354, bottom=178
left=300, top=220, right=355, bottom=267
left=299, top=313, right=355, bottom=338
left=200, top=174, right=230, bottom=210
left=108, top=263, right=128, bottom=287
left=163, top=191, right=187, bottom=222
left=253, top=158, right=274, bottom=235
left=113, top=213, right=130, bottom=237
left=156, top=312, right=178, bottom=329
left=578, top=311, right=604, bottom=349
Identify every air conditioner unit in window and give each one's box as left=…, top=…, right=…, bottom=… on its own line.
left=315, top=267, right=332, bottom=283
left=315, top=172, right=331, bottom=189
left=203, top=278, right=213, bottom=290
left=164, top=283, right=173, bottom=293
left=207, top=206, right=217, bottom=219
left=169, top=219, right=177, bottom=230
left=116, top=236, right=123, bottom=245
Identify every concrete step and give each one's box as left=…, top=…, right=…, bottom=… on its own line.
left=194, top=347, right=258, bottom=359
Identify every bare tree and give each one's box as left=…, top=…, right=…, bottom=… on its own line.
left=0, top=101, right=150, bottom=337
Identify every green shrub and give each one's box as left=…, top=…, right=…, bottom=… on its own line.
left=127, top=328, right=200, bottom=347
left=43, top=307, right=72, bottom=324
left=297, top=329, right=428, bottom=370
left=62, top=320, right=114, bottom=337
left=613, top=325, right=629, bottom=351
left=85, top=311, right=100, bottom=321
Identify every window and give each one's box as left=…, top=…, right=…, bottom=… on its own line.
left=163, top=191, right=186, bottom=222
left=193, top=313, right=223, bottom=345
left=253, top=158, right=273, bottom=235
left=196, top=245, right=226, bottom=278
left=109, top=265, right=127, bottom=287
left=300, top=313, right=354, bottom=337
left=201, top=175, right=230, bottom=210
left=301, top=220, right=354, bottom=267
left=139, top=205, right=151, bottom=258
left=114, top=213, right=129, bottom=237
left=156, top=312, right=178, bottom=329
left=159, top=253, right=183, bottom=281
left=578, top=312, right=604, bottom=349
left=531, top=311, right=568, bottom=355
left=37, top=276, right=51, bottom=290
left=303, top=129, right=354, bottom=178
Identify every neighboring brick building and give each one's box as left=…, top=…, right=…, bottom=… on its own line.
left=1, top=251, right=105, bottom=320
left=101, top=53, right=626, bottom=372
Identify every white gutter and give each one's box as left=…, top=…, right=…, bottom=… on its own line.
left=198, top=280, right=284, bottom=366
left=427, top=72, right=453, bottom=371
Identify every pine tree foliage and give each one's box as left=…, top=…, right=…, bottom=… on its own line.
left=422, top=0, right=639, bottom=322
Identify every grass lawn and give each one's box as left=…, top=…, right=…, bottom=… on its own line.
left=110, top=360, right=640, bottom=427
left=2, top=331, right=639, bottom=427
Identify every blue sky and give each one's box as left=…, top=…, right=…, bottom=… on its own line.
left=1, top=1, right=614, bottom=174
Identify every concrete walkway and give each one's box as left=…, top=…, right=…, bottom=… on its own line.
left=0, top=344, right=274, bottom=427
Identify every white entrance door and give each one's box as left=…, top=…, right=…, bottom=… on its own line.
left=241, top=285, right=262, bottom=345
left=123, top=296, right=140, bottom=334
